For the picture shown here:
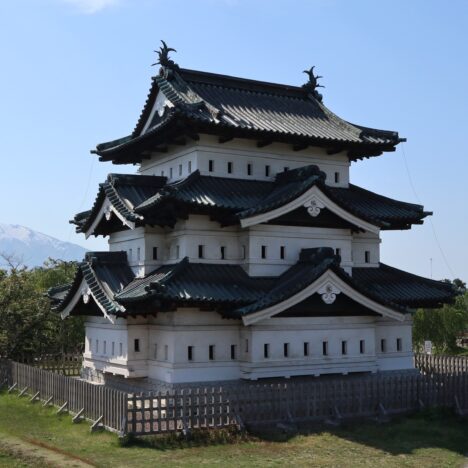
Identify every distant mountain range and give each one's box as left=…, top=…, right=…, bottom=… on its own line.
left=0, top=223, right=87, bottom=269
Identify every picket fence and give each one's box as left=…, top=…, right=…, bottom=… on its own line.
left=0, top=354, right=467, bottom=436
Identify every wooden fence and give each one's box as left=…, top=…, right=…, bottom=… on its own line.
left=1, top=361, right=127, bottom=433
left=17, top=353, right=83, bottom=376
left=1, top=354, right=467, bottom=436
left=415, top=353, right=468, bottom=375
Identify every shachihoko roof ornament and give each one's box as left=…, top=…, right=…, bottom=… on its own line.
left=303, top=66, right=324, bottom=101
left=152, top=40, right=179, bottom=71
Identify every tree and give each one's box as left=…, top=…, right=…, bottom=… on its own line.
left=0, top=255, right=84, bottom=360
left=413, top=279, right=468, bottom=354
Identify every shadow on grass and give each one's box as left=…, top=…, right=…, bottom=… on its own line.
left=124, top=408, right=468, bottom=458
left=251, top=408, right=468, bottom=457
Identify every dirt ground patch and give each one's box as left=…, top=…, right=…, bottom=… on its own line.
left=0, top=434, right=94, bottom=467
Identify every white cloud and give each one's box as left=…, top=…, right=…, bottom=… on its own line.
left=61, top=0, right=121, bottom=14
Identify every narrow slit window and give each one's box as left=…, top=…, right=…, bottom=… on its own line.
left=161, top=170, right=165, bottom=176
left=103, top=340, right=107, bottom=354
left=209, top=345, right=215, bottom=361
left=179, top=164, right=182, bottom=176
left=231, top=345, right=236, bottom=360
left=208, top=160, right=214, bottom=172
left=96, top=339, right=99, bottom=353
left=396, top=338, right=402, bottom=352
left=336, top=248, right=341, bottom=257
left=112, top=342, right=115, bottom=356
left=154, top=343, right=158, bottom=359
left=360, top=339, right=365, bottom=354
left=245, top=339, right=249, bottom=353
left=241, top=245, right=246, bottom=260
left=280, top=246, right=285, bottom=259
left=334, top=171, right=340, bottom=183
left=283, top=343, right=289, bottom=357
left=153, top=247, right=158, bottom=260
left=134, top=339, right=140, bottom=353
left=119, top=342, right=123, bottom=356
left=170, top=167, right=173, bottom=179
left=381, top=339, right=387, bottom=353
left=304, top=342, right=309, bottom=356
left=188, top=160, right=192, bottom=173
left=128, top=248, right=132, bottom=261
left=176, top=245, right=180, bottom=258
left=283, top=166, right=289, bottom=172
left=187, top=346, right=193, bottom=361
left=198, top=245, right=204, bottom=259
left=164, top=345, right=168, bottom=361
left=265, top=165, right=270, bottom=177
left=264, top=343, right=270, bottom=358
left=322, top=341, right=328, bottom=356
left=220, top=246, right=226, bottom=260
left=137, top=247, right=141, bottom=261
left=261, top=245, right=267, bottom=259
left=247, top=163, right=252, bottom=175
left=227, top=161, right=233, bottom=174
left=341, top=340, right=347, bottom=355
left=365, top=251, right=371, bottom=263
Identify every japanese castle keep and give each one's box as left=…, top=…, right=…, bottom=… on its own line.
left=50, top=42, right=455, bottom=385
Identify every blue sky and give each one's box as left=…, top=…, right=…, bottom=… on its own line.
left=0, top=0, right=466, bottom=281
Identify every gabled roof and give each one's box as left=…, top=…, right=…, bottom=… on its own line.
left=49, top=249, right=457, bottom=321
left=71, top=173, right=166, bottom=236
left=74, top=166, right=430, bottom=235
left=48, top=251, right=134, bottom=317
left=93, top=63, right=404, bottom=164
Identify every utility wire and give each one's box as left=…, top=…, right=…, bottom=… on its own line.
left=400, top=143, right=456, bottom=279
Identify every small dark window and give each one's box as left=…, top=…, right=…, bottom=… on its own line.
left=231, top=345, right=236, bottom=360
left=261, top=245, right=267, bottom=259
left=341, top=341, right=347, bottom=355
left=397, top=338, right=402, bottom=351
left=153, top=247, right=158, bottom=260
left=283, top=343, right=289, bottom=357
left=134, top=339, right=140, bottom=353
left=334, top=172, right=340, bottom=183
left=336, top=248, right=341, bottom=257
left=209, top=345, right=215, bottom=360
left=265, top=165, right=270, bottom=177
left=247, top=163, right=252, bottom=175
left=280, top=246, right=285, bottom=259
left=283, top=167, right=289, bottom=172
left=188, top=161, right=192, bottom=173
left=264, top=343, right=270, bottom=358
left=220, top=246, right=226, bottom=260
left=322, top=341, right=328, bottom=356
left=227, top=162, right=233, bottom=173
left=161, top=170, right=165, bottom=176
left=179, top=164, right=182, bottom=176
left=381, top=339, right=386, bottom=353
left=303, top=342, right=309, bottom=356
left=198, top=245, right=204, bottom=259
left=365, top=251, right=371, bottom=263
left=241, top=245, right=246, bottom=260
left=360, top=339, right=365, bottom=354
left=176, top=245, right=180, bottom=258
left=170, top=167, right=173, bottom=178
left=188, top=346, right=193, bottom=361
left=208, top=160, right=214, bottom=172
left=245, top=339, right=249, bottom=353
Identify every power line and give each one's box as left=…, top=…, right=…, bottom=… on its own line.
left=400, top=143, right=456, bottom=279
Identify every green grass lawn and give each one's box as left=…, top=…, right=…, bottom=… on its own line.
left=0, top=391, right=466, bottom=467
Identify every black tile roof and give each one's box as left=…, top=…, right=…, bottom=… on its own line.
left=49, top=249, right=456, bottom=318
left=49, top=251, right=135, bottom=316
left=93, top=66, right=403, bottom=164
left=74, top=167, right=430, bottom=235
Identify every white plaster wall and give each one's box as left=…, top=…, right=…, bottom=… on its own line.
left=138, top=135, right=349, bottom=187
left=81, top=310, right=414, bottom=383
left=352, top=232, right=381, bottom=267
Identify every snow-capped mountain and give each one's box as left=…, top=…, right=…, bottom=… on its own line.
left=0, top=223, right=87, bottom=268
